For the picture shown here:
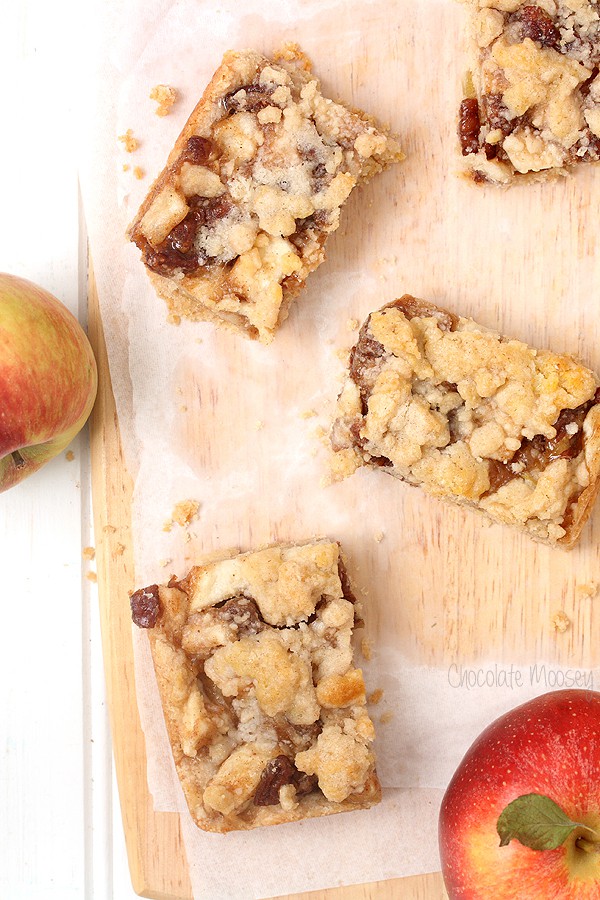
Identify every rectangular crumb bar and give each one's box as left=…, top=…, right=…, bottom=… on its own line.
left=457, top=1, right=600, bottom=184
left=331, top=296, right=600, bottom=547
left=128, top=44, right=403, bottom=342
left=130, top=540, right=381, bottom=832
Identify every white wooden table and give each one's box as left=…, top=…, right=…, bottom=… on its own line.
left=0, top=3, right=135, bottom=897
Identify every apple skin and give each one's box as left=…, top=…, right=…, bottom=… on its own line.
left=439, top=690, right=600, bottom=899
left=0, top=273, right=98, bottom=492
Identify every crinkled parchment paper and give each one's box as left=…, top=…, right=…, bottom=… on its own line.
left=81, top=0, right=600, bottom=896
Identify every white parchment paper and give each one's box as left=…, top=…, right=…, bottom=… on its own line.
left=80, top=0, right=600, bottom=896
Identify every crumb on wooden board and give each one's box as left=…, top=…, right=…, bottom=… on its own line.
left=551, top=610, right=571, bottom=634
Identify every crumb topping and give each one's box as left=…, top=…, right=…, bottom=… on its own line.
left=129, top=45, right=402, bottom=342
left=132, top=540, right=379, bottom=830
left=459, top=1, right=600, bottom=181
left=331, top=295, right=600, bottom=545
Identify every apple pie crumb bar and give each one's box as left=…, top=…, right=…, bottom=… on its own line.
left=128, top=44, right=403, bottom=342
left=458, top=0, right=600, bottom=184
left=130, top=540, right=381, bottom=832
left=331, top=296, right=600, bottom=547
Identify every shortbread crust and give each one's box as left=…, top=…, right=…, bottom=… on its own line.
left=331, top=296, right=600, bottom=547
left=128, top=45, right=403, bottom=341
left=130, top=541, right=381, bottom=832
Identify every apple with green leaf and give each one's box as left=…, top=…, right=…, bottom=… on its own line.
left=0, top=273, right=97, bottom=491
left=439, top=690, right=600, bottom=898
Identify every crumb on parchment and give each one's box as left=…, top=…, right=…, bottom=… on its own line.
left=114, top=543, right=125, bottom=557
left=133, top=166, right=145, bottom=180
left=361, top=637, right=373, bottom=661
left=118, top=129, right=138, bottom=152
left=150, top=84, right=177, bottom=116
left=368, top=688, right=384, bottom=705
left=373, top=531, right=384, bottom=543
left=65, top=450, right=75, bottom=461
left=86, top=571, right=98, bottom=583
left=82, top=546, right=95, bottom=560
left=380, top=711, right=394, bottom=725
left=164, top=500, right=200, bottom=532
left=552, top=610, right=571, bottom=634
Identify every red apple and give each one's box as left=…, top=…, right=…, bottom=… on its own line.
left=439, top=690, right=600, bottom=899
left=0, top=273, right=97, bottom=491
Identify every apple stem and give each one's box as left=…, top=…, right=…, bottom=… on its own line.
left=11, top=450, right=26, bottom=469
left=576, top=838, right=600, bottom=854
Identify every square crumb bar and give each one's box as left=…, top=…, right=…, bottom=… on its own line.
left=458, top=1, right=600, bottom=184
left=331, top=296, right=600, bottom=547
left=130, top=541, right=381, bottom=832
left=128, top=44, right=403, bottom=342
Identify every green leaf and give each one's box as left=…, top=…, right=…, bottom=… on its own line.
left=497, top=794, right=594, bottom=851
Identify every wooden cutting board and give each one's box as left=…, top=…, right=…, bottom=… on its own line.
left=88, top=271, right=448, bottom=899
left=87, top=3, right=600, bottom=894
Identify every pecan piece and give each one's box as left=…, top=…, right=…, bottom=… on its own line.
left=253, top=755, right=297, bottom=806
left=217, top=595, right=265, bottom=637
left=512, top=6, right=560, bottom=48
left=180, top=135, right=214, bottom=166
left=223, top=82, right=275, bottom=114
left=254, top=754, right=319, bottom=805
left=458, top=98, right=481, bottom=156
left=130, top=584, right=161, bottom=628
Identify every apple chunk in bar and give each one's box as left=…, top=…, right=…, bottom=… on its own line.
left=331, top=296, right=600, bottom=547
left=458, top=1, right=600, bottom=184
left=130, top=541, right=381, bottom=832
left=128, top=44, right=403, bottom=342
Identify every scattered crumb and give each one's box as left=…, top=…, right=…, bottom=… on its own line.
left=255, top=420, right=264, bottom=431
left=167, top=312, right=181, bottom=325
left=373, top=530, right=385, bottom=543
left=380, top=711, right=394, bottom=725
left=336, top=347, right=350, bottom=362
left=82, top=546, right=96, bottom=561
left=346, top=318, right=359, bottom=332
left=577, top=582, right=599, bottom=600
left=86, top=571, right=98, bottom=583
left=103, top=524, right=117, bottom=534
left=114, top=543, right=125, bottom=557
left=184, top=531, right=192, bottom=543
left=361, top=637, right=373, bottom=661
left=368, top=688, right=384, bottom=705
left=133, top=166, right=145, bottom=180
left=313, top=425, right=326, bottom=441
left=173, top=500, right=200, bottom=527
left=118, top=129, right=138, bottom=152
left=301, top=409, right=317, bottom=419
left=159, top=558, right=173, bottom=568
left=150, top=83, right=177, bottom=116
left=164, top=500, right=200, bottom=532
left=122, top=163, right=130, bottom=172
left=552, top=610, right=571, bottom=634
left=179, top=405, right=188, bottom=413
left=65, top=450, right=75, bottom=462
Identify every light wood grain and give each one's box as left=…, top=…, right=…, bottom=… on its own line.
left=89, top=267, right=194, bottom=900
